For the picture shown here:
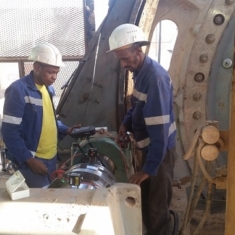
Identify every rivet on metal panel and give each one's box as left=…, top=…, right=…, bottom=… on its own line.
left=226, top=0, right=234, bottom=5
left=206, top=34, right=215, bottom=44
left=83, top=93, right=89, bottom=101
left=200, top=54, right=208, bottom=63
left=193, top=92, right=202, bottom=101
left=222, top=59, right=233, bottom=69
left=213, top=14, right=225, bottom=25
left=194, top=73, right=205, bottom=83
left=193, top=111, right=202, bottom=119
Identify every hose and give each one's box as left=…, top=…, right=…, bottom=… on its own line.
left=193, top=182, right=213, bottom=235
left=183, top=125, right=205, bottom=160
left=179, top=139, right=203, bottom=235
left=187, top=175, right=207, bottom=226
left=197, top=151, right=215, bottom=184
left=170, top=209, right=179, bottom=235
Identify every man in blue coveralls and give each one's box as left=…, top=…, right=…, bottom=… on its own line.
left=108, top=24, right=177, bottom=235
left=1, top=42, right=79, bottom=188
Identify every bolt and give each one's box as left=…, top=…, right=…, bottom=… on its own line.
left=206, top=34, right=215, bottom=44
left=194, top=73, right=205, bottom=83
left=200, top=54, right=208, bottom=63
left=193, top=111, right=202, bottom=120
left=222, top=58, right=233, bottom=69
left=213, top=14, right=225, bottom=25
left=226, top=0, right=234, bottom=4
left=83, top=93, right=89, bottom=101
left=193, top=92, right=202, bottom=101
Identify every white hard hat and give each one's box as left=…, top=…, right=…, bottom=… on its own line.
left=28, top=42, right=65, bottom=67
left=108, top=24, right=150, bottom=52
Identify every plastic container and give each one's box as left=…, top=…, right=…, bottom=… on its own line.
left=6, top=170, right=29, bottom=200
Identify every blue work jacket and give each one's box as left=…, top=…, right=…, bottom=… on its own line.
left=123, top=55, right=176, bottom=176
left=1, top=71, right=69, bottom=165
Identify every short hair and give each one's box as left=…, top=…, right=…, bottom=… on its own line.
left=34, top=61, right=49, bottom=68
left=128, top=42, right=143, bottom=52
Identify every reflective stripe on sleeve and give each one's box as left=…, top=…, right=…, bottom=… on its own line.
left=169, top=122, right=176, bottom=136
left=24, top=96, right=42, bottom=106
left=30, top=151, right=36, bottom=157
left=136, top=137, right=150, bottom=148
left=169, top=78, right=172, bottom=86
left=133, top=89, right=147, bottom=102
left=2, top=114, right=22, bottom=125
left=145, top=115, right=170, bottom=125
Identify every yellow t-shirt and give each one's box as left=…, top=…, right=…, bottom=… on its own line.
left=35, top=84, right=57, bottom=159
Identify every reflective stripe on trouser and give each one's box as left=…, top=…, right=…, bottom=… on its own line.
left=141, top=148, right=176, bottom=235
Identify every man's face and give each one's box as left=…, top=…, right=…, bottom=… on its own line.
left=113, top=47, right=141, bottom=72
left=34, top=62, right=60, bottom=86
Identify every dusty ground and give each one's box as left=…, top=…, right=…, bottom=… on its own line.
left=171, top=184, right=225, bottom=235
left=0, top=166, right=225, bottom=235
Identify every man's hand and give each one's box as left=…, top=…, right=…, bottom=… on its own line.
left=26, top=158, right=49, bottom=175
left=129, top=171, right=149, bottom=185
left=117, top=123, right=127, bottom=145
left=66, top=124, right=81, bottom=135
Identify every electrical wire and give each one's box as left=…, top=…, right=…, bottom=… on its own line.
left=81, top=32, right=102, bottom=125
left=51, top=153, right=82, bottom=180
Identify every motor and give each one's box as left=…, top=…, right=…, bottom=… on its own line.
left=50, top=126, right=120, bottom=189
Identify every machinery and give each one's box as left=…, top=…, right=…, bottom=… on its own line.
left=49, top=126, right=133, bottom=190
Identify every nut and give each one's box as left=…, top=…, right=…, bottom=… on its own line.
left=206, top=34, right=215, bottom=44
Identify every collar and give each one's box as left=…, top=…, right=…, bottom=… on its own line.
left=134, top=55, right=151, bottom=83
left=26, top=70, right=38, bottom=91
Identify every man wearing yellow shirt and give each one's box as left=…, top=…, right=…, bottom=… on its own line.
left=1, top=43, right=79, bottom=188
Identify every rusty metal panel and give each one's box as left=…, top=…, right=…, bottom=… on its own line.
left=57, top=0, right=142, bottom=150
left=0, top=0, right=85, bottom=58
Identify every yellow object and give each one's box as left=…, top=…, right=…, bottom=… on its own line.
left=35, top=84, right=57, bottom=159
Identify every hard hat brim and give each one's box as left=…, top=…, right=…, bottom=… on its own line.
left=106, top=41, right=150, bottom=53
left=28, top=57, right=66, bottom=67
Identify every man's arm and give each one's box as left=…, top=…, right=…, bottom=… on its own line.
left=1, top=84, right=33, bottom=165
left=142, top=75, right=172, bottom=176
left=57, top=120, right=81, bottom=141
